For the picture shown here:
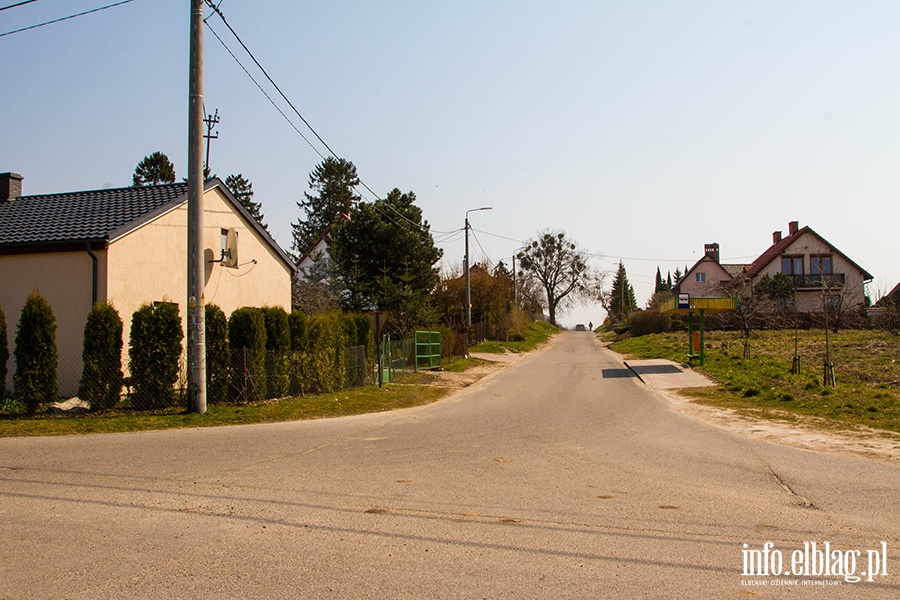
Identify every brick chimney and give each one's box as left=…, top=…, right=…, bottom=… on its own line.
left=788, top=220, right=799, bottom=235
left=773, top=231, right=782, bottom=244
left=1, top=172, right=23, bottom=202
left=704, top=243, right=720, bottom=263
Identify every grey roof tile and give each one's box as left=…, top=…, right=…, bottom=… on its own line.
left=0, top=182, right=187, bottom=247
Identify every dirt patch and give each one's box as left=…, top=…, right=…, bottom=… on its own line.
left=427, top=363, right=505, bottom=390
left=658, top=387, right=900, bottom=464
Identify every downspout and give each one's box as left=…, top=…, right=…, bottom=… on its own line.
left=85, top=242, right=98, bottom=305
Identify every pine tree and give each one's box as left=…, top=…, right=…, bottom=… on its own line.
left=608, top=261, right=637, bottom=321
left=132, top=151, right=176, bottom=186
left=655, top=267, right=664, bottom=293
left=666, top=271, right=672, bottom=290
left=225, top=173, right=268, bottom=232
left=291, top=157, right=360, bottom=262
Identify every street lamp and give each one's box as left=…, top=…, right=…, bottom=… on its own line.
left=465, top=206, right=492, bottom=353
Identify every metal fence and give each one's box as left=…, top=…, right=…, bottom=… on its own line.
left=16, top=344, right=372, bottom=412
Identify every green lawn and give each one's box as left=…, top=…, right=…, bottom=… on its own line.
left=611, top=329, right=900, bottom=433
left=0, top=384, right=448, bottom=438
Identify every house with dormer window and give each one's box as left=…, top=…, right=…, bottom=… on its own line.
left=674, top=221, right=872, bottom=317
left=742, top=221, right=873, bottom=314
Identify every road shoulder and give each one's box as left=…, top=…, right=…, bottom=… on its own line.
left=602, top=341, right=900, bottom=464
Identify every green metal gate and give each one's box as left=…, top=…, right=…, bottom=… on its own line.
left=379, top=334, right=393, bottom=383
left=414, top=330, right=441, bottom=371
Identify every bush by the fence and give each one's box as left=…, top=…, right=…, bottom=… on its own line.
left=205, top=304, right=230, bottom=404
left=628, top=310, right=672, bottom=337
left=13, top=291, right=58, bottom=415
left=129, top=302, right=183, bottom=410
left=0, top=303, right=8, bottom=396
left=298, top=312, right=348, bottom=394
left=78, top=302, right=124, bottom=410
left=229, top=307, right=267, bottom=401
left=262, top=306, right=291, bottom=398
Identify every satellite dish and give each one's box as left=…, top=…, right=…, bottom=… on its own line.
left=224, top=228, right=238, bottom=267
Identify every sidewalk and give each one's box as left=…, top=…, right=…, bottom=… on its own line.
left=623, top=359, right=716, bottom=390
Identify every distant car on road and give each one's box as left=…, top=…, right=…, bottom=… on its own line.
left=574, top=324, right=586, bottom=331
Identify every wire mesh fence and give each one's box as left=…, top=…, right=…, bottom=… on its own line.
left=6, top=344, right=374, bottom=414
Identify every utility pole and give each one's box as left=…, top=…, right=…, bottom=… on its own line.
left=464, top=207, right=492, bottom=352
left=203, top=108, right=219, bottom=178
left=512, top=252, right=517, bottom=304
left=187, top=0, right=207, bottom=414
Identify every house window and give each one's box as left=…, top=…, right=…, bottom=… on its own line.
left=695, top=272, right=706, bottom=283
left=221, top=228, right=229, bottom=258
left=810, top=255, right=832, bottom=275
left=824, top=295, right=841, bottom=312
left=781, top=256, right=803, bottom=275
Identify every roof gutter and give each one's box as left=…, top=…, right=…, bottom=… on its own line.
left=85, top=242, right=98, bottom=305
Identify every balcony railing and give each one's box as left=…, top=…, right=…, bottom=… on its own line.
left=785, top=273, right=845, bottom=290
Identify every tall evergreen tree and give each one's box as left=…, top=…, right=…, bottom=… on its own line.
left=13, top=291, right=58, bottom=415
left=225, top=173, right=268, bottom=232
left=330, top=188, right=442, bottom=335
left=291, top=157, right=360, bottom=262
left=132, top=151, right=176, bottom=186
left=666, top=271, right=672, bottom=290
left=654, top=267, right=664, bottom=293
left=608, top=261, right=637, bottom=321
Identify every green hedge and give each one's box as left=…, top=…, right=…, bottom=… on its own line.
left=229, top=307, right=267, bottom=401
left=79, top=302, right=124, bottom=410
left=129, top=302, right=183, bottom=410
left=262, top=306, right=291, bottom=398
left=13, top=291, right=58, bottom=415
left=205, top=304, right=230, bottom=404
left=0, top=303, right=8, bottom=397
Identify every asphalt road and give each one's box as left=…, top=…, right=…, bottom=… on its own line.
left=1, top=332, right=898, bottom=598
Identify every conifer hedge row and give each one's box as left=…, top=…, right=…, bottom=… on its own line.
left=1, top=291, right=372, bottom=413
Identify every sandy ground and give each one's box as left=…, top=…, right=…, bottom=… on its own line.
left=656, top=386, right=900, bottom=464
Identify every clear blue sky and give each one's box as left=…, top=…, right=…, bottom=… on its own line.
left=2, top=0, right=898, bottom=327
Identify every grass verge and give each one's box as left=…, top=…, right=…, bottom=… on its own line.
left=610, top=329, right=900, bottom=433
left=0, top=384, right=448, bottom=438
left=469, top=321, right=558, bottom=354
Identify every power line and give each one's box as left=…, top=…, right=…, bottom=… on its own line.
left=205, top=21, right=325, bottom=160
left=204, top=2, right=452, bottom=240
left=0, top=0, right=136, bottom=37
left=0, top=1, right=38, bottom=13
left=203, top=1, right=339, bottom=160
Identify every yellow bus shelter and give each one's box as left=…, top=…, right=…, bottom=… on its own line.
left=661, top=296, right=737, bottom=365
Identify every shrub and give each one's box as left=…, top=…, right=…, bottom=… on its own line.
left=304, top=312, right=347, bottom=393
left=205, top=304, right=230, bottom=404
left=229, top=307, right=267, bottom=401
left=13, top=291, right=58, bottom=415
left=129, top=302, right=183, bottom=410
left=629, top=310, right=672, bottom=337
left=261, top=306, right=291, bottom=398
left=78, top=302, right=124, bottom=410
left=0, top=303, right=8, bottom=396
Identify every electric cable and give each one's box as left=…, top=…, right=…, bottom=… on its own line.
left=205, top=21, right=325, bottom=160
left=0, top=0, right=135, bottom=37
left=0, top=1, right=39, bottom=13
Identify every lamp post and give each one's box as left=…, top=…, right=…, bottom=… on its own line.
left=465, top=207, right=492, bottom=353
